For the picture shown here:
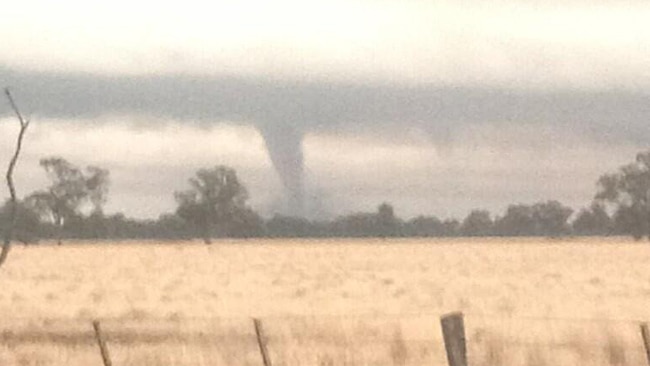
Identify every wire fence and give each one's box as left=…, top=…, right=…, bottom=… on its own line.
left=0, top=312, right=649, bottom=365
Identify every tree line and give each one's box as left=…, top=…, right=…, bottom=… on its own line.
left=2, top=150, right=650, bottom=244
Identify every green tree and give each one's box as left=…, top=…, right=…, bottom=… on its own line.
left=572, top=203, right=612, bottom=236
left=461, top=210, right=493, bottom=237
left=332, top=212, right=376, bottom=237
left=175, top=166, right=249, bottom=244
left=404, top=216, right=443, bottom=237
left=596, top=151, right=650, bottom=240
left=376, top=203, right=400, bottom=237
left=532, top=201, right=573, bottom=237
left=266, top=215, right=314, bottom=237
left=494, top=201, right=572, bottom=237
left=85, top=166, right=110, bottom=215
left=25, top=157, right=110, bottom=244
left=494, top=204, right=535, bottom=236
left=0, top=200, right=41, bottom=244
left=440, top=219, right=460, bottom=237
left=331, top=203, right=402, bottom=238
left=229, top=208, right=265, bottom=238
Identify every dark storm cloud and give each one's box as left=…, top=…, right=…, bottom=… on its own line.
left=2, top=64, right=649, bottom=216
left=2, top=64, right=649, bottom=143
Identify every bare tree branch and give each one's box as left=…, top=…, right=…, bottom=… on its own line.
left=1, top=88, right=30, bottom=268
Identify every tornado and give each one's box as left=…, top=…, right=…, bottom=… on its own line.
left=259, top=124, right=305, bottom=216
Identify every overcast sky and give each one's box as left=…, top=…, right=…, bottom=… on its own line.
left=1, top=0, right=649, bottom=220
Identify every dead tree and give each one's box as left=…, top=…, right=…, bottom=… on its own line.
left=1, top=88, right=30, bottom=268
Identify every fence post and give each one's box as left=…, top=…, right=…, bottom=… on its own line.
left=441, top=312, right=468, bottom=366
left=92, top=320, right=113, bottom=366
left=641, top=322, right=650, bottom=365
left=253, top=318, right=273, bottom=366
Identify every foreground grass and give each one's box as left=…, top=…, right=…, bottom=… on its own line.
left=0, top=237, right=648, bottom=364
left=0, top=316, right=646, bottom=365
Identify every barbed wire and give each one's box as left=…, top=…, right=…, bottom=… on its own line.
left=1, top=311, right=648, bottom=323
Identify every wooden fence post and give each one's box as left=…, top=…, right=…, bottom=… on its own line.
left=641, top=322, right=650, bottom=365
left=441, top=312, right=468, bottom=366
left=92, top=320, right=113, bottom=366
left=253, top=318, right=272, bottom=366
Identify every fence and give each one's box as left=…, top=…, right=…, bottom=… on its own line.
left=1, top=312, right=650, bottom=365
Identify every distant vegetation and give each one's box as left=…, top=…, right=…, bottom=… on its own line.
left=2, top=150, right=650, bottom=243
left=23, top=157, right=109, bottom=245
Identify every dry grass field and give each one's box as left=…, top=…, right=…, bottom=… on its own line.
left=0, top=237, right=649, bottom=365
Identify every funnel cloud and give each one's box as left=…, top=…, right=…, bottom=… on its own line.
left=1, top=65, right=650, bottom=216
left=260, top=124, right=304, bottom=215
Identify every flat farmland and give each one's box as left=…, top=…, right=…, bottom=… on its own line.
left=1, top=237, right=649, bottom=365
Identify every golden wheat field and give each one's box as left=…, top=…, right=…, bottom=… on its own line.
left=0, top=237, right=649, bottom=365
